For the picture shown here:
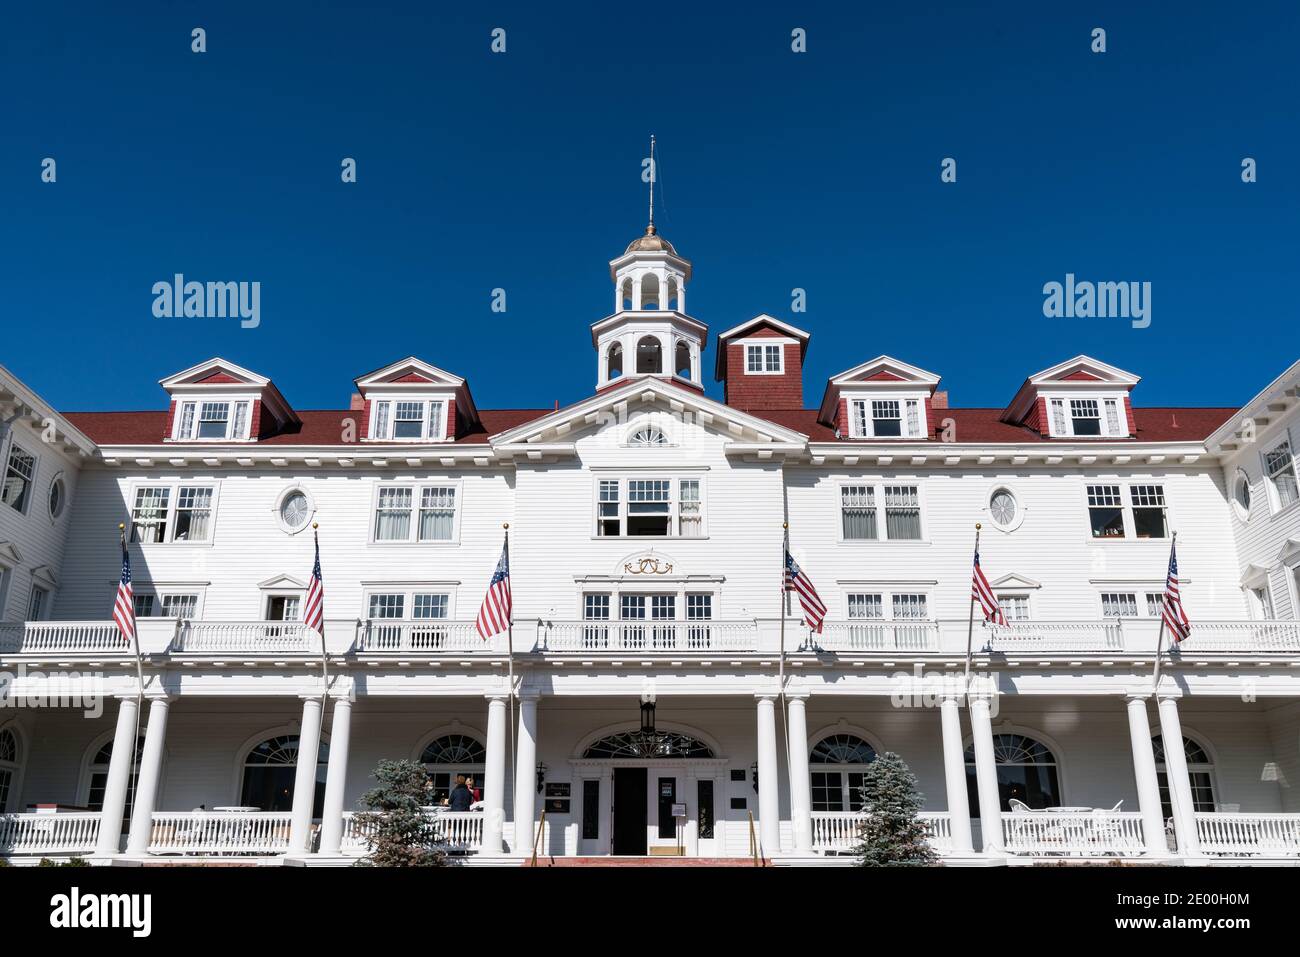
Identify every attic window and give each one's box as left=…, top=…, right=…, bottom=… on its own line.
left=1046, top=395, right=1128, bottom=438
left=174, top=399, right=252, bottom=441
left=628, top=428, right=668, bottom=447
left=745, top=344, right=782, bottom=374
left=849, top=398, right=924, bottom=438
left=369, top=399, right=446, bottom=442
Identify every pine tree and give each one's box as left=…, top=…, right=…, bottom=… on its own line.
left=354, top=759, right=449, bottom=867
left=854, top=751, right=937, bottom=867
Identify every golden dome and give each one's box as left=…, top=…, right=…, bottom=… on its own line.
left=624, top=225, right=678, bottom=256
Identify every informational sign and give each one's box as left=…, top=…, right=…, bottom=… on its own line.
left=671, top=802, right=687, bottom=817
left=545, top=783, right=571, bottom=798
left=545, top=799, right=571, bottom=814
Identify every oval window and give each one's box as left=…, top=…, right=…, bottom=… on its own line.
left=989, top=488, right=1017, bottom=527
left=48, top=477, right=66, bottom=520
left=279, top=490, right=311, bottom=532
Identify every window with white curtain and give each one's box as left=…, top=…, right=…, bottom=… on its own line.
left=883, top=486, right=922, bottom=540
left=418, top=487, right=456, bottom=541
left=999, top=594, right=1031, bottom=621
left=847, top=397, right=925, bottom=438
left=1101, top=592, right=1139, bottom=617
left=2, top=444, right=36, bottom=513
left=374, top=487, right=413, bottom=541
left=839, top=483, right=922, bottom=541
left=173, top=400, right=253, bottom=440
left=173, top=486, right=214, bottom=541
left=130, top=484, right=216, bottom=543
left=841, top=486, right=877, bottom=540
left=368, top=399, right=446, bottom=441
left=374, top=484, right=458, bottom=542
left=593, top=476, right=704, bottom=537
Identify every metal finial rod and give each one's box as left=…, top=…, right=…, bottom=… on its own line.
left=648, top=134, right=656, bottom=232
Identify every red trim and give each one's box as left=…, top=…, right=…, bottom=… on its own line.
left=1124, top=396, right=1137, bottom=436
left=445, top=397, right=457, bottom=440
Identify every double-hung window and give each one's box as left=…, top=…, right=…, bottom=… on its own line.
left=374, top=484, right=458, bottom=542
left=1101, top=592, right=1139, bottom=618
left=368, top=399, right=447, bottom=441
left=1264, top=438, right=1299, bottom=510
left=1086, top=483, right=1169, bottom=539
left=999, top=594, right=1031, bottom=621
left=843, top=592, right=929, bottom=649
left=848, top=398, right=924, bottom=438
left=582, top=593, right=611, bottom=649
left=130, top=485, right=217, bottom=543
left=745, top=344, right=782, bottom=373
left=1130, top=485, right=1168, bottom=538
left=1069, top=399, right=1101, bottom=436
left=2, top=444, right=36, bottom=513
left=1046, top=395, right=1128, bottom=437
left=1086, top=485, right=1125, bottom=538
left=839, top=483, right=922, bottom=541
left=595, top=477, right=704, bottom=537
left=173, top=400, right=253, bottom=440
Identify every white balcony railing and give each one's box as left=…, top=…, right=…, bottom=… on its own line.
left=357, top=620, right=484, bottom=653
left=145, top=811, right=294, bottom=855
left=0, top=812, right=102, bottom=855
left=813, top=621, right=939, bottom=652
left=171, top=621, right=317, bottom=654
left=987, top=620, right=1125, bottom=652
left=1002, top=811, right=1147, bottom=856
left=809, top=811, right=952, bottom=854
left=537, top=620, right=758, bottom=653
left=1196, top=812, right=1300, bottom=856
left=339, top=809, right=485, bottom=854
left=1179, top=621, right=1300, bottom=653
left=0, top=621, right=129, bottom=655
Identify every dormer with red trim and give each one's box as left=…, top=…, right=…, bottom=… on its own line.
left=816, top=356, right=940, bottom=439
left=715, top=315, right=810, bottom=412
left=354, top=357, right=480, bottom=442
left=161, top=358, right=300, bottom=442
left=1001, top=355, right=1139, bottom=439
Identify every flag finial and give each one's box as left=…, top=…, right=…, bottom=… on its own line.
left=503, top=522, right=509, bottom=530
left=312, top=522, right=319, bottom=529
left=975, top=522, right=982, bottom=530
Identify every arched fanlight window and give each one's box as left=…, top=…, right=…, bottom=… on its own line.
left=963, top=733, right=1061, bottom=813
left=0, top=728, right=19, bottom=812
left=240, top=734, right=328, bottom=815
left=674, top=339, right=692, bottom=378
left=420, top=734, right=487, bottom=805
left=810, top=734, right=876, bottom=812
left=583, top=730, right=714, bottom=759
left=607, top=342, right=624, bottom=381
left=1153, top=734, right=1217, bottom=818
left=85, top=734, right=145, bottom=826
left=636, top=336, right=662, bottom=374
left=628, top=427, right=668, bottom=447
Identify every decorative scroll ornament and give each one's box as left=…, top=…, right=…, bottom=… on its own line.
left=624, top=556, right=674, bottom=575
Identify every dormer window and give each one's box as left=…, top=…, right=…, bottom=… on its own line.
left=369, top=399, right=446, bottom=442
left=745, top=344, right=783, bottom=374
left=1046, top=395, right=1128, bottom=438
left=173, top=399, right=252, bottom=441
left=848, top=397, right=925, bottom=439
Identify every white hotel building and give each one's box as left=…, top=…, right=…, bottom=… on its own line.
left=2, top=223, right=1300, bottom=866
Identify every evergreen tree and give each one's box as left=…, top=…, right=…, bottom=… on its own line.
left=854, top=751, right=937, bottom=867
left=354, top=759, right=449, bottom=867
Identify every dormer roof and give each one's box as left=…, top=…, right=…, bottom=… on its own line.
left=1001, top=355, right=1140, bottom=424
left=159, top=357, right=300, bottom=431
left=816, top=356, right=941, bottom=426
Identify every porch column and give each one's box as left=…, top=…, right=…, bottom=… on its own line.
left=755, top=693, right=781, bottom=856
left=93, top=695, right=140, bottom=857
left=968, top=694, right=1003, bottom=852
left=125, top=696, right=171, bottom=856
left=316, top=696, right=353, bottom=856
left=287, top=695, right=324, bottom=856
left=785, top=693, right=812, bottom=852
left=1125, top=694, right=1168, bottom=856
left=481, top=694, right=508, bottom=855
left=1157, top=695, right=1201, bottom=857
left=513, top=692, right=539, bottom=856
left=939, top=694, right=974, bottom=854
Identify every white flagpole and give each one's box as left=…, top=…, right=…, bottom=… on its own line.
left=1150, top=531, right=1176, bottom=693
left=503, top=524, right=516, bottom=850
left=963, top=523, right=981, bottom=692
left=311, top=524, right=329, bottom=789
left=120, top=524, right=146, bottom=827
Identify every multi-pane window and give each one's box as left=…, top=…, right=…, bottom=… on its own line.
left=1049, top=398, right=1067, bottom=435
left=173, top=486, right=214, bottom=541
left=2, top=444, right=36, bottom=513
left=745, top=344, right=782, bottom=373
left=841, top=486, right=877, bottom=540
left=161, top=594, right=199, bottom=618
left=173, top=400, right=252, bottom=441
left=1086, top=485, right=1125, bottom=538
left=1104, top=399, right=1121, bottom=435
left=999, top=594, right=1031, bottom=621
left=849, top=398, right=924, bottom=438
left=892, top=593, right=928, bottom=620
left=27, top=586, right=48, bottom=621
left=1101, top=592, right=1139, bottom=618
left=368, top=594, right=405, bottom=619
left=582, top=593, right=611, bottom=649
left=883, top=486, right=922, bottom=540
left=413, top=593, right=449, bottom=620
left=595, top=477, right=703, bottom=537
left=266, top=595, right=301, bottom=621
left=1264, top=439, right=1299, bottom=509
left=374, top=485, right=458, bottom=542
left=1130, top=485, right=1168, bottom=538
left=198, top=402, right=231, bottom=439
left=1145, top=592, right=1166, bottom=618
left=686, top=593, right=712, bottom=620
left=1069, top=399, right=1101, bottom=436
left=131, top=487, right=171, bottom=543
left=133, top=594, right=156, bottom=618
left=368, top=399, right=446, bottom=441
left=847, top=593, right=884, bottom=620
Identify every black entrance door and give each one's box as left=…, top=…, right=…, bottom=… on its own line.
left=612, top=767, right=647, bottom=855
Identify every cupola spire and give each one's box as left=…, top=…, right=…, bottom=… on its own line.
left=647, top=133, right=656, bottom=235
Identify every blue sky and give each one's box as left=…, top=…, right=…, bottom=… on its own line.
left=2, top=2, right=1296, bottom=414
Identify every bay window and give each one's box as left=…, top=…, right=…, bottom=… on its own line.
left=368, top=398, right=447, bottom=442
left=130, top=484, right=217, bottom=544
left=593, top=476, right=705, bottom=537
left=373, top=484, right=458, bottom=542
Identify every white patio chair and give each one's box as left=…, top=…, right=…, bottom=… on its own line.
left=1008, top=798, right=1032, bottom=814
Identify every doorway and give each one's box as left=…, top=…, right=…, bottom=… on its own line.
left=612, top=767, right=647, bottom=854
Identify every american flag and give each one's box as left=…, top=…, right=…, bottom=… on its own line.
left=475, top=538, right=512, bottom=640
left=113, top=537, right=137, bottom=646
left=971, top=547, right=1007, bottom=627
left=784, top=548, right=827, bottom=634
left=304, top=531, right=324, bottom=636
left=1159, top=540, right=1191, bottom=642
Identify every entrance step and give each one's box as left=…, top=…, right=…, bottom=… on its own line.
left=524, top=856, right=770, bottom=867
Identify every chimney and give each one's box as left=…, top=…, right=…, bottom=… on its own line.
left=350, top=392, right=365, bottom=410
left=931, top=390, right=948, bottom=410
left=715, top=316, right=811, bottom=412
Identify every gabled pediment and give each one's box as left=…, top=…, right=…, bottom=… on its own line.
left=989, top=572, right=1041, bottom=590
left=30, top=564, right=59, bottom=589
left=490, top=378, right=808, bottom=449
left=830, top=356, right=941, bottom=388
left=1026, top=355, right=1140, bottom=387
left=257, top=574, right=306, bottom=590
left=1002, top=355, right=1141, bottom=427
left=160, top=358, right=270, bottom=389
left=0, top=540, right=23, bottom=568
left=1277, top=538, right=1300, bottom=566
left=355, top=357, right=465, bottom=390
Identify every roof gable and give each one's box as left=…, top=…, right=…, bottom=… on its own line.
left=355, top=357, right=465, bottom=390
left=1003, top=355, right=1141, bottom=424
left=160, top=358, right=270, bottom=389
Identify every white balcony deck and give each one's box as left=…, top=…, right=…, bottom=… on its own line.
left=172, top=621, right=318, bottom=654
left=0, top=812, right=102, bottom=856
left=0, top=621, right=133, bottom=655
left=810, top=810, right=953, bottom=854
left=356, top=620, right=487, bottom=653
left=1196, top=812, right=1300, bottom=857
left=339, top=809, right=485, bottom=855
left=537, top=620, right=758, bottom=653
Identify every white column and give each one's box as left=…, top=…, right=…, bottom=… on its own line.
left=513, top=693, right=539, bottom=856
left=125, top=696, right=170, bottom=856
left=968, top=695, right=1003, bottom=852
left=785, top=694, right=812, bottom=852
left=631, top=276, right=643, bottom=311
left=287, top=695, right=324, bottom=855
left=1157, top=695, right=1201, bottom=856
left=939, top=694, right=974, bottom=854
left=755, top=693, right=781, bottom=856
left=481, top=694, right=508, bottom=855
left=316, top=696, right=353, bottom=856
left=94, top=696, right=140, bottom=857
left=676, top=281, right=686, bottom=314
left=1125, top=694, right=1168, bottom=856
